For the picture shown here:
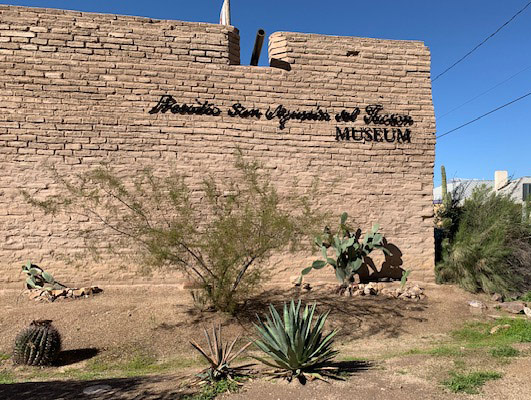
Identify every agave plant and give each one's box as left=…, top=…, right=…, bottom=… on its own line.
left=190, top=324, right=252, bottom=383
left=253, top=300, right=339, bottom=382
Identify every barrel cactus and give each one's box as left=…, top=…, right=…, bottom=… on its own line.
left=13, top=320, right=62, bottom=366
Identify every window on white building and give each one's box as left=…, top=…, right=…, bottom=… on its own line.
left=523, top=183, right=531, bottom=201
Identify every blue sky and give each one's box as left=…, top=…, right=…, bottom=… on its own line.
left=2, top=0, right=530, bottom=186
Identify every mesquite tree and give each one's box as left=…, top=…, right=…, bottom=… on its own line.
left=25, top=153, right=322, bottom=312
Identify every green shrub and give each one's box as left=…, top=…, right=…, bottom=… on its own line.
left=25, top=153, right=323, bottom=313
left=184, top=378, right=241, bottom=400
left=519, top=291, right=531, bottom=302
left=435, top=185, right=531, bottom=296
left=253, top=299, right=339, bottom=382
left=443, top=371, right=501, bottom=394
left=434, top=167, right=464, bottom=262
left=490, top=345, right=519, bottom=358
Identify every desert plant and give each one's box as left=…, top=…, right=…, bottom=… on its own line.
left=435, top=170, right=466, bottom=262
left=190, top=324, right=252, bottom=383
left=301, top=212, right=390, bottom=283
left=13, top=320, right=61, bottom=366
left=253, top=299, right=339, bottom=382
left=441, top=165, right=449, bottom=205
left=400, top=269, right=411, bottom=289
left=21, top=261, right=65, bottom=291
left=24, top=152, right=323, bottom=313
left=436, top=185, right=531, bottom=295
left=442, top=371, right=501, bottom=394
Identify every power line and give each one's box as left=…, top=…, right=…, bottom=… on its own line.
left=436, top=90, right=531, bottom=139
left=432, top=1, right=531, bottom=82
left=438, top=65, right=531, bottom=119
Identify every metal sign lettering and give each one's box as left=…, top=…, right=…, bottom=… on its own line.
left=149, top=95, right=414, bottom=143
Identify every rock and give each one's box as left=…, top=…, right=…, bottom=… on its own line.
left=83, top=384, right=113, bottom=395
left=351, top=289, right=361, bottom=297
left=409, top=286, right=423, bottom=296
left=290, top=275, right=302, bottom=286
left=349, top=283, right=359, bottom=292
left=364, top=286, right=377, bottom=296
left=491, top=293, right=503, bottom=302
left=91, top=286, right=103, bottom=294
left=51, top=289, right=66, bottom=297
left=524, top=307, right=531, bottom=318
left=28, top=289, right=42, bottom=300
left=498, top=301, right=526, bottom=314
left=72, top=288, right=86, bottom=297
left=490, top=324, right=511, bottom=335
left=468, top=300, right=487, bottom=309
left=358, top=284, right=365, bottom=291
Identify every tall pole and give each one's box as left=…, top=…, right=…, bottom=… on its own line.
left=220, top=0, right=231, bottom=26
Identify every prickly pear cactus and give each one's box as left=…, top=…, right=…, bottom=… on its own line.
left=13, top=320, right=61, bottom=366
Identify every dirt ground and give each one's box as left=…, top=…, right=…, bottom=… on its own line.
left=0, top=282, right=530, bottom=400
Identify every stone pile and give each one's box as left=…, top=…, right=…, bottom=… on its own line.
left=24, top=286, right=103, bottom=303
left=468, top=298, right=531, bottom=319
left=341, top=282, right=426, bottom=301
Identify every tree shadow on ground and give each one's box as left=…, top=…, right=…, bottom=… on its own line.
left=231, top=288, right=428, bottom=340
left=55, top=348, right=99, bottom=366
left=0, top=375, right=194, bottom=400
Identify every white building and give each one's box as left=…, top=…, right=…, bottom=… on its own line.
left=433, top=170, right=531, bottom=205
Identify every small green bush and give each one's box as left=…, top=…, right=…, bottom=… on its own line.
left=518, top=291, right=531, bottom=302
left=436, top=185, right=531, bottom=296
left=0, top=371, right=15, bottom=384
left=490, top=345, right=519, bottom=358
left=184, top=378, right=241, bottom=400
left=443, top=371, right=501, bottom=394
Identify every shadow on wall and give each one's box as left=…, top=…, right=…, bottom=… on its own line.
left=357, top=239, right=404, bottom=283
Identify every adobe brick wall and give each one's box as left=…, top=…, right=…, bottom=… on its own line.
left=0, top=5, right=436, bottom=288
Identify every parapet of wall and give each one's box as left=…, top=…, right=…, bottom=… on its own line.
left=0, top=5, right=436, bottom=288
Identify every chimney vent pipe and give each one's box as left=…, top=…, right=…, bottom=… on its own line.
left=250, top=29, right=265, bottom=66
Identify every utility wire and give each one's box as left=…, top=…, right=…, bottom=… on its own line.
left=432, top=1, right=531, bottom=82
left=438, top=65, right=531, bottom=119
left=436, top=90, right=531, bottom=139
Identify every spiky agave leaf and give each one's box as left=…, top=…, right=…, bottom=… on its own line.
left=253, top=300, right=339, bottom=381
left=190, top=323, right=252, bottom=384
